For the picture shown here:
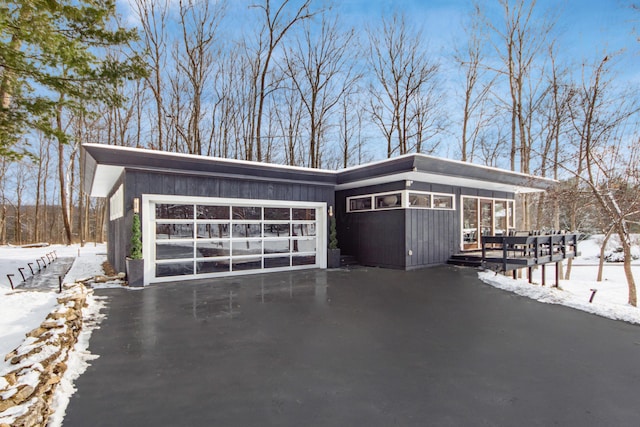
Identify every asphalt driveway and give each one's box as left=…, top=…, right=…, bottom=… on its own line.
left=64, top=266, right=640, bottom=426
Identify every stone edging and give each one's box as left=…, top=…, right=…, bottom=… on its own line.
left=0, top=283, right=89, bottom=427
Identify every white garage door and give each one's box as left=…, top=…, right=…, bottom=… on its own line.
left=143, top=196, right=326, bottom=283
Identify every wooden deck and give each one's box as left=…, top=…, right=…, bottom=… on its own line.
left=449, top=232, right=580, bottom=287
left=482, top=233, right=579, bottom=269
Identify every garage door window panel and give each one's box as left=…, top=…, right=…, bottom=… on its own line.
left=197, top=223, right=229, bottom=239
left=265, top=207, right=290, bottom=221
left=292, top=223, right=316, bottom=237
left=232, top=257, right=262, bottom=271
left=233, top=206, right=261, bottom=220
left=264, top=256, right=291, bottom=268
left=197, top=205, right=229, bottom=220
left=232, top=224, right=261, bottom=238
left=293, top=208, right=315, bottom=220
left=292, top=237, right=316, bottom=253
left=232, top=240, right=262, bottom=256
left=156, top=262, right=194, bottom=277
left=264, top=240, right=290, bottom=254
left=155, top=223, right=194, bottom=239
left=196, top=260, right=230, bottom=274
left=196, top=240, right=230, bottom=257
left=156, top=241, right=194, bottom=260
left=293, top=255, right=315, bottom=266
left=264, top=223, right=290, bottom=237
left=156, top=204, right=194, bottom=219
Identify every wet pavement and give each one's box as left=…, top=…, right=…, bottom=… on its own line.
left=64, top=266, right=640, bottom=426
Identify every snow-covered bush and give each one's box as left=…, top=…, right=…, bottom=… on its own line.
left=603, top=246, right=640, bottom=262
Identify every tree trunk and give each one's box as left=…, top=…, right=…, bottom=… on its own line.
left=597, top=227, right=613, bottom=282
left=618, top=228, right=637, bottom=307
left=57, top=104, right=73, bottom=245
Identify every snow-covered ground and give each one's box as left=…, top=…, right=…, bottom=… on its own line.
left=0, top=243, right=118, bottom=426
left=479, top=234, right=640, bottom=325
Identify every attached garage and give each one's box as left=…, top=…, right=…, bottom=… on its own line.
left=145, top=195, right=325, bottom=283
left=83, top=144, right=335, bottom=285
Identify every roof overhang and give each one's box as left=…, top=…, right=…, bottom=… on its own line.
left=90, top=165, right=124, bottom=197
left=83, top=144, right=555, bottom=198
left=335, top=153, right=555, bottom=194
left=334, top=170, right=549, bottom=194
left=83, top=143, right=337, bottom=197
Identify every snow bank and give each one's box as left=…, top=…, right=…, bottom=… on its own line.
left=0, top=244, right=112, bottom=426
left=478, top=234, right=640, bottom=325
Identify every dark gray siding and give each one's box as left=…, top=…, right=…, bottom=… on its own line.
left=405, top=208, right=458, bottom=268
left=336, top=181, right=407, bottom=269
left=106, top=172, right=126, bottom=273
left=341, top=210, right=406, bottom=269
left=126, top=169, right=334, bottom=202
left=336, top=181, right=516, bottom=271
left=109, top=168, right=334, bottom=274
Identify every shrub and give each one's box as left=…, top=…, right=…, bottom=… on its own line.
left=130, top=213, right=142, bottom=259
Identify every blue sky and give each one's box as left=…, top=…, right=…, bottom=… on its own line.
left=337, top=0, right=637, bottom=61
left=202, top=0, right=638, bottom=82
left=119, top=0, right=638, bottom=67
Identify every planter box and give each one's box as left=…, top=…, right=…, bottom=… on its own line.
left=327, top=248, right=341, bottom=269
left=126, top=258, right=144, bottom=287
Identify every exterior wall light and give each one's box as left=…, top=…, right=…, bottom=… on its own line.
left=133, top=197, right=140, bottom=214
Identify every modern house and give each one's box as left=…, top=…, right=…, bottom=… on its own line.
left=83, top=144, right=554, bottom=286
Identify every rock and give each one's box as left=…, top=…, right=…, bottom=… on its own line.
left=12, top=396, right=47, bottom=427
left=4, top=350, right=17, bottom=362
left=13, top=384, right=35, bottom=404
left=26, top=327, right=48, bottom=338
left=11, top=346, right=43, bottom=365
left=49, top=311, right=69, bottom=320
left=4, top=372, right=17, bottom=386
left=40, top=321, right=60, bottom=330
left=54, top=361, right=67, bottom=375
left=45, top=375, right=61, bottom=386
left=0, top=398, right=15, bottom=412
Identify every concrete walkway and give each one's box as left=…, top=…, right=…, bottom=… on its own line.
left=64, top=266, right=640, bottom=426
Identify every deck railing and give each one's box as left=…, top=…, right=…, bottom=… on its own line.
left=481, top=232, right=580, bottom=284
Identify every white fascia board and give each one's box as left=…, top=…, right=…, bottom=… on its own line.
left=90, top=165, right=124, bottom=197
left=335, top=171, right=546, bottom=194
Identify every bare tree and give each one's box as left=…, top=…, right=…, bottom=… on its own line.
left=131, top=0, right=169, bottom=151
left=171, top=0, right=226, bottom=155
left=338, top=94, right=369, bottom=168
left=534, top=43, right=573, bottom=231
left=567, top=55, right=639, bottom=306
left=245, top=0, right=315, bottom=161
left=483, top=0, right=554, bottom=173
left=367, top=13, right=443, bottom=157
left=0, top=158, right=7, bottom=244
left=283, top=14, right=358, bottom=168
left=455, top=4, right=495, bottom=162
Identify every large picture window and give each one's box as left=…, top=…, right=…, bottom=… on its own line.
left=461, top=196, right=516, bottom=250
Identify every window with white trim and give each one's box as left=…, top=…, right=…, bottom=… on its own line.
left=347, top=190, right=455, bottom=213
left=109, top=185, right=124, bottom=220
